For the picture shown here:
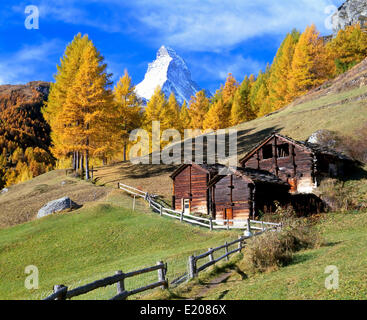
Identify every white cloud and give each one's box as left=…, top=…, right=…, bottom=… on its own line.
left=129, top=0, right=342, bottom=51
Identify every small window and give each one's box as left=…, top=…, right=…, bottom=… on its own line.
left=277, top=144, right=290, bottom=158
left=262, top=145, right=273, bottom=159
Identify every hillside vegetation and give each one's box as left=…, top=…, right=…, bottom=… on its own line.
left=158, top=208, right=367, bottom=300
left=0, top=175, right=237, bottom=300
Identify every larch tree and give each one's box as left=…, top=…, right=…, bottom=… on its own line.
left=164, top=93, right=181, bottom=130
left=42, top=33, right=91, bottom=167
left=203, top=98, right=228, bottom=131
left=230, top=76, right=255, bottom=126
left=327, top=24, right=367, bottom=75
left=189, top=90, right=210, bottom=129
left=114, top=70, right=142, bottom=161
left=59, top=40, right=115, bottom=180
left=288, top=24, right=334, bottom=100
left=267, top=30, right=300, bottom=111
left=143, top=86, right=169, bottom=153
left=178, top=101, right=191, bottom=134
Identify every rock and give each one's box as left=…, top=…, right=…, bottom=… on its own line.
left=37, top=197, right=76, bottom=218
left=307, top=130, right=337, bottom=148
left=332, top=0, right=367, bottom=34
left=0, top=188, right=9, bottom=194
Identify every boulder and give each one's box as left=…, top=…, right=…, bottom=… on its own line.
left=307, top=130, right=337, bottom=148
left=37, top=197, right=76, bottom=218
left=0, top=188, right=8, bottom=194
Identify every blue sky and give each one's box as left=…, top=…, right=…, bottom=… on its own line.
left=1, top=0, right=344, bottom=93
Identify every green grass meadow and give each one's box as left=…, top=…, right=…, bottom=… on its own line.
left=0, top=193, right=238, bottom=300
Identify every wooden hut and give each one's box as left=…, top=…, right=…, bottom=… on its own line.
left=170, top=163, right=225, bottom=215
left=239, top=133, right=355, bottom=194
left=208, top=167, right=290, bottom=222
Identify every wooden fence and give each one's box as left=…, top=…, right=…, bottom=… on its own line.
left=117, top=182, right=281, bottom=232
left=188, top=229, right=272, bottom=279
left=44, top=261, right=168, bottom=300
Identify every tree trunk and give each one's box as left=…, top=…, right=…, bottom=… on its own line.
left=123, top=142, right=127, bottom=162
left=76, top=151, right=79, bottom=170
left=72, top=151, right=76, bottom=170
left=85, top=149, right=89, bottom=180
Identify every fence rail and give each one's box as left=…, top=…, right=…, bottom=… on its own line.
left=188, top=229, right=272, bottom=278
left=118, top=182, right=282, bottom=233
left=44, top=261, right=167, bottom=300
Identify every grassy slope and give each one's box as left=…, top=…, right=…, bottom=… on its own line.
left=0, top=187, right=238, bottom=300
left=145, top=210, right=367, bottom=300
left=0, top=170, right=109, bottom=228
left=189, top=210, right=367, bottom=300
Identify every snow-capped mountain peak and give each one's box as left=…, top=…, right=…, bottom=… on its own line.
left=135, top=45, right=202, bottom=105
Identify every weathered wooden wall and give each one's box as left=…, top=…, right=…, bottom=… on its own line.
left=212, top=175, right=252, bottom=220
left=242, top=136, right=315, bottom=193
left=173, top=165, right=209, bottom=214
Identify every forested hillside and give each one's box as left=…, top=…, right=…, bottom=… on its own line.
left=0, top=81, right=54, bottom=189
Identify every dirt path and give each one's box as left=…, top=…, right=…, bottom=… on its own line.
left=189, top=272, right=232, bottom=300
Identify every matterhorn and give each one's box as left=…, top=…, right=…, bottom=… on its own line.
left=135, top=46, right=202, bottom=105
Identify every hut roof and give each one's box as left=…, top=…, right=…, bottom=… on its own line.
left=239, top=133, right=354, bottom=164
left=169, top=163, right=226, bottom=179
left=207, top=166, right=289, bottom=188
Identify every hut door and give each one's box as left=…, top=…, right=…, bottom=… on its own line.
left=224, top=208, right=233, bottom=225
left=184, top=199, right=190, bottom=214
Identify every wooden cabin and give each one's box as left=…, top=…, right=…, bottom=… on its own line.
left=239, top=133, right=355, bottom=194
left=170, top=163, right=225, bottom=215
left=208, top=167, right=290, bottom=222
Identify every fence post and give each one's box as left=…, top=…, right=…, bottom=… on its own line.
left=261, top=221, right=265, bottom=231
left=157, top=261, right=168, bottom=289
left=209, top=217, right=213, bottom=231
left=244, top=218, right=252, bottom=237
left=208, top=248, right=214, bottom=262
left=117, top=182, right=120, bottom=189
left=188, top=255, right=196, bottom=279
left=144, top=193, right=148, bottom=201
left=53, top=285, right=67, bottom=300
left=238, top=235, right=243, bottom=251
left=132, top=196, right=136, bottom=211
left=180, top=210, right=184, bottom=222
left=115, top=270, right=126, bottom=298
left=225, top=242, right=229, bottom=261
left=226, top=219, right=229, bottom=230
left=160, top=205, right=163, bottom=216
